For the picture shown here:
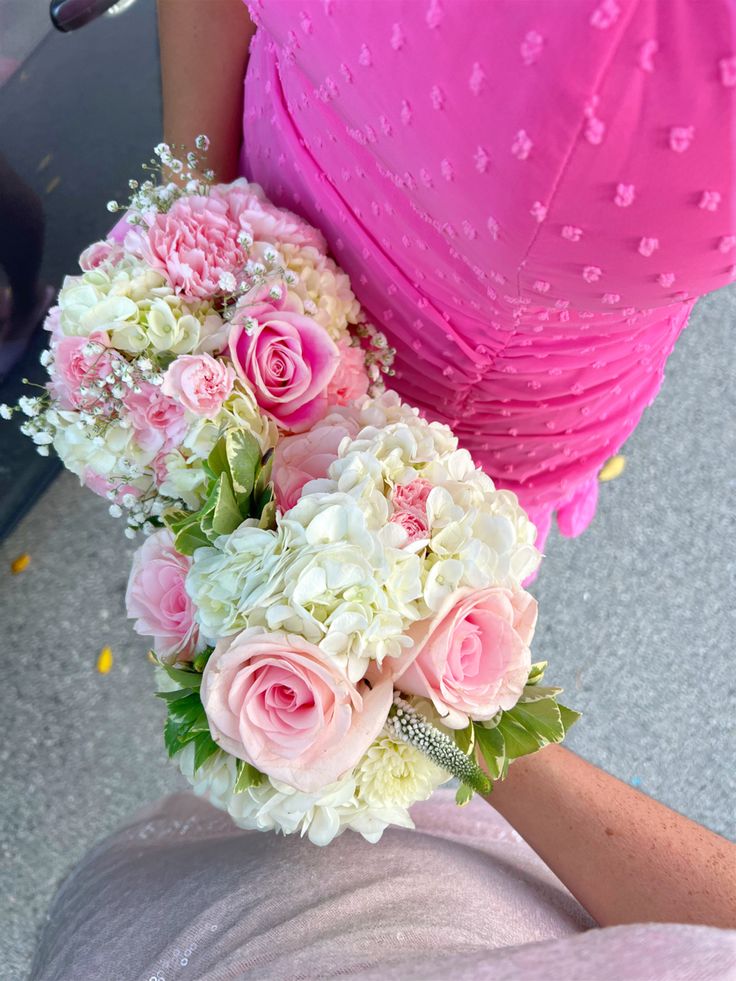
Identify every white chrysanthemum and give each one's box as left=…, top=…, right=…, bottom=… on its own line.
left=278, top=242, right=361, bottom=341
left=354, top=729, right=448, bottom=809
left=185, top=522, right=282, bottom=641
left=57, top=255, right=225, bottom=355
left=53, top=411, right=153, bottom=480
left=260, top=492, right=420, bottom=680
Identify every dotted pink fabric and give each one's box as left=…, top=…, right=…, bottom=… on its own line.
left=240, top=0, right=736, bottom=544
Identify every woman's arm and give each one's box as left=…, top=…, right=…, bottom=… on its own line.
left=157, top=0, right=256, bottom=182
left=485, top=745, right=736, bottom=929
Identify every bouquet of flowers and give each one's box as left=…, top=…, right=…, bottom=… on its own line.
left=5, top=139, right=578, bottom=845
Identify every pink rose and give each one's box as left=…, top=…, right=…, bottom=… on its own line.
left=211, top=180, right=326, bottom=251
left=142, top=194, right=249, bottom=299
left=229, top=307, right=339, bottom=432
left=124, top=381, right=188, bottom=455
left=201, top=628, right=393, bottom=792
left=48, top=332, right=115, bottom=410
left=161, top=354, right=235, bottom=418
left=272, top=417, right=357, bottom=511
left=389, top=478, right=433, bottom=544
left=395, top=587, right=537, bottom=728
left=326, top=339, right=370, bottom=406
left=125, top=529, right=200, bottom=662
left=79, top=239, right=119, bottom=271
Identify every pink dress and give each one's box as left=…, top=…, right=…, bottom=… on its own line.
left=240, top=0, right=736, bottom=547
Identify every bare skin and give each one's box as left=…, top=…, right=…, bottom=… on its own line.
left=157, top=0, right=736, bottom=932
left=485, top=745, right=736, bottom=929
left=158, top=0, right=255, bottom=182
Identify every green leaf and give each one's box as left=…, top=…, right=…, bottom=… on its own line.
left=209, top=473, right=242, bottom=537
left=163, top=715, right=198, bottom=758
left=156, top=687, right=197, bottom=704
left=496, top=713, right=543, bottom=761
left=192, top=647, right=214, bottom=673
left=226, top=429, right=261, bottom=503
left=519, top=684, right=563, bottom=704
left=174, top=520, right=211, bottom=556
left=453, top=723, right=474, bottom=755
left=162, top=664, right=202, bottom=689
left=455, top=783, right=475, bottom=806
left=162, top=508, right=191, bottom=531
left=509, top=698, right=565, bottom=744
left=258, top=499, right=277, bottom=530
left=473, top=723, right=506, bottom=781
left=166, top=691, right=204, bottom=725
left=192, top=731, right=220, bottom=771
left=558, top=702, right=582, bottom=733
left=234, top=759, right=263, bottom=793
left=207, top=435, right=229, bottom=480
left=254, top=448, right=274, bottom=499
left=526, top=661, right=548, bottom=686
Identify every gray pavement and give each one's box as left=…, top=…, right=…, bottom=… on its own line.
left=2, top=285, right=735, bottom=978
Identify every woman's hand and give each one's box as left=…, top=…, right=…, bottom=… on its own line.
left=157, top=0, right=256, bottom=182
left=484, top=745, right=736, bottom=929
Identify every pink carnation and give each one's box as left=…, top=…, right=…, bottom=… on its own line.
left=82, top=468, right=141, bottom=504
left=201, top=627, right=393, bottom=792
left=394, top=587, right=536, bottom=729
left=327, top=339, right=370, bottom=406
left=142, top=194, right=249, bottom=299
left=48, top=332, right=115, bottom=410
left=272, top=416, right=359, bottom=511
left=124, top=381, right=188, bottom=455
left=211, top=180, right=326, bottom=251
left=229, top=305, right=339, bottom=432
left=126, top=529, right=200, bottom=662
left=161, top=354, right=235, bottom=418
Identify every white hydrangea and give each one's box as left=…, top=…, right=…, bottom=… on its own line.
left=176, top=743, right=422, bottom=846
left=278, top=242, right=361, bottom=341
left=185, top=522, right=283, bottom=641
left=158, top=449, right=209, bottom=509
left=53, top=411, right=153, bottom=481
left=57, top=254, right=226, bottom=355
left=259, top=492, right=422, bottom=680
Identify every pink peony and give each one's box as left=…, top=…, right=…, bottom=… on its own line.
left=201, top=628, right=393, bottom=792
left=142, top=194, right=249, bottom=299
left=124, top=381, right=188, bottom=455
left=389, top=479, right=433, bottom=544
left=229, top=306, right=339, bottom=432
left=326, top=339, right=370, bottom=406
left=161, top=353, right=235, bottom=418
left=125, top=528, right=200, bottom=662
left=395, top=587, right=537, bottom=728
left=211, top=180, right=326, bottom=251
left=48, top=332, right=115, bottom=410
left=272, top=417, right=357, bottom=511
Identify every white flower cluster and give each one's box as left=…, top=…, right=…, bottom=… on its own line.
left=177, top=716, right=448, bottom=846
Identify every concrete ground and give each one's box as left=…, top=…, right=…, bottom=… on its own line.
left=2, top=286, right=735, bottom=978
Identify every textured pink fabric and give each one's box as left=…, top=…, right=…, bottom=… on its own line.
left=240, top=0, right=736, bottom=545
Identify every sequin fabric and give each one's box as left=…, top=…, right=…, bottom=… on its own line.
left=240, top=0, right=736, bottom=543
